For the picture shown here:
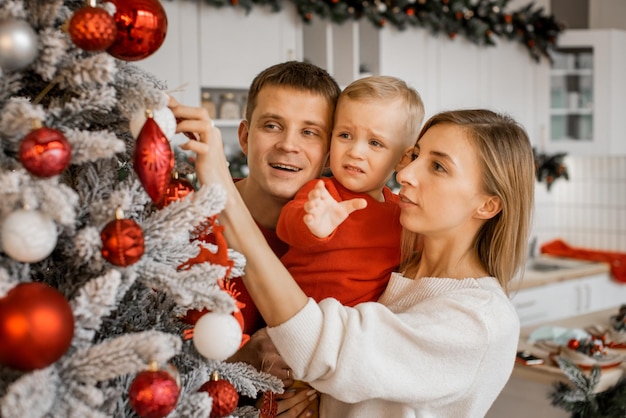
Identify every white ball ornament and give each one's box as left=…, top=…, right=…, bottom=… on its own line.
left=0, top=19, right=39, bottom=71
left=1, top=209, right=57, bottom=263
left=192, top=312, right=243, bottom=361
left=129, top=106, right=177, bottom=140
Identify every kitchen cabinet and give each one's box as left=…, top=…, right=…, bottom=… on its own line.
left=544, top=29, right=626, bottom=156
left=512, top=266, right=626, bottom=328
left=302, top=20, right=548, bottom=145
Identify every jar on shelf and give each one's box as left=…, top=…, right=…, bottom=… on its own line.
left=200, top=91, right=216, bottom=119
left=218, top=92, right=241, bottom=120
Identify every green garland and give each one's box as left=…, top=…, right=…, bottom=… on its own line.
left=168, top=0, right=565, bottom=62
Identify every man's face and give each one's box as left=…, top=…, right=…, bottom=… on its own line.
left=239, top=85, right=334, bottom=202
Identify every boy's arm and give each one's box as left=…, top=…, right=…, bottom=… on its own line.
left=303, top=180, right=367, bottom=238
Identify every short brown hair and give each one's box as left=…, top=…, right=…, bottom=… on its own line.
left=245, top=61, right=341, bottom=122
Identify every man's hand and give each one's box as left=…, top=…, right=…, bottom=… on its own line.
left=303, top=180, right=367, bottom=238
left=227, top=328, right=294, bottom=388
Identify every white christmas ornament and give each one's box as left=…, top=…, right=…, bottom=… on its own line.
left=0, top=19, right=39, bottom=71
left=192, top=312, right=242, bottom=361
left=1, top=209, right=57, bottom=263
left=130, top=106, right=177, bottom=140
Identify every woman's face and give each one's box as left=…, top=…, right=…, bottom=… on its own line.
left=395, top=123, right=488, bottom=237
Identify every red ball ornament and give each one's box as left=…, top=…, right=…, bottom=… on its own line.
left=129, top=368, right=180, bottom=418
left=567, top=338, right=580, bottom=350
left=68, top=5, right=117, bottom=52
left=198, top=372, right=239, bottom=418
left=133, top=115, right=174, bottom=205
left=156, top=175, right=194, bottom=209
left=107, top=0, right=168, bottom=61
left=19, top=126, right=72, bottom=177
left=0, top=282, right=74, bottom=371
left=100, top=213, right=145, bottom=266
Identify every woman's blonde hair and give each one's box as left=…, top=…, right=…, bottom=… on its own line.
left=340, top=75, right=425, bottom=143
left=400, top=109, right=535, bottom=294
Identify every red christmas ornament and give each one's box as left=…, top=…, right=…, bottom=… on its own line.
left=101, top=211, right=145, bottom=266
left=133, top=115, right=174, bottom=205
left=68, top=5, right=117, bottom=51
left=19, top=126, right=72, bottom=177
left=0, top=282, right=74, bottom=371
left=567, top=338, right=580, bottom=350
left=198, top=372, right=239, bottom=418
left=107, top=0, right=168, bottom=61
left=156, top=175, right=194, bottom=209
left=129, top=367, right=180, bottom=418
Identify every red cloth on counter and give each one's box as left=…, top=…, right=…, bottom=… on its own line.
left=541, top=239, right=626, bottom=283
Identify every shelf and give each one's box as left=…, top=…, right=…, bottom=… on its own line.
left=550, top=108, right=593, bottom=115
left=551, top=69, right=593, bottom=76
left=214, top=119, right=241, bottom=128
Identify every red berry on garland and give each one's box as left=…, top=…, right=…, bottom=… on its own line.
left=107, top=0, right=168, bottom=61
left=68, top=3, right=117, bottom=51
left=198, top=371, right=239, bottom=418
left=133, top=111, right=174, bottom=205
left=19, top=125, right=71, bottom=177
left=0, top=282, right=74, bottom=371
left=101, top=209, right=145, bottom=266
left=129, top=362, right=180, bottom=418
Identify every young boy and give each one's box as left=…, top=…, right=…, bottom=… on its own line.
left=277, top=75, right=425, bottom=306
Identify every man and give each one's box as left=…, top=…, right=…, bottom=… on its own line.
left=171, top=61, right=340, bottom=415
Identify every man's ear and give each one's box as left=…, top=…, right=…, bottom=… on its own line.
left=238, top=120, right=249, bottom=155
left=475, top=196, right=502, bottom=220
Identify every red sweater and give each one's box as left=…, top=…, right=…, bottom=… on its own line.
left=277, top=177, right=401, bottom=307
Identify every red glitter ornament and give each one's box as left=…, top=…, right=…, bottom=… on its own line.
left=198, top=372, right=239, bottom=418
left=101, top=211, right=145, bottom=266
left=567, top=338, right=580, bottom=350
left=156, top=175, right=194, bottom=209
left=19, top=126, right=72, bottom=177
left=68, top=5, right=117, bottom=51
left=107, top=0, right=168, bottom=61
left=0, top=282, right=74, bottom=371
left=129, top=367, right=180, bottom=418
left=133, top=115, right=174, bottom=205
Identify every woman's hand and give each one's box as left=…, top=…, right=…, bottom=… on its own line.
left=258, top=387, right=319, bottom=418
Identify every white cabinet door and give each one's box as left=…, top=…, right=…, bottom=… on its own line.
left=198, top=3, right=301, bottom=89
left=512, top=282, right=578, bottom=327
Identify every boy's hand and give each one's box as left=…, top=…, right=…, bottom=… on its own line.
left=303, top=180, right=367, bottom=238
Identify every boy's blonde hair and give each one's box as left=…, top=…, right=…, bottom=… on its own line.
left=400, top=109, right=535, bottom=294
left=339, top=75, right=425, bottom=145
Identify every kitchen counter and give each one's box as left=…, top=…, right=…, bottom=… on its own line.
left=515, top=255, right=611, bottom=290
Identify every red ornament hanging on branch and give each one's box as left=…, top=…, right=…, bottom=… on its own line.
left=68, top=0, right=117, bottom=52
left=0, top=282, right=75, bottom=371
left=128, top=361, right=181, bottom=418
left=198, top=371, right=239, bottom=418
left=107, top=0, right=168, bottom=61
left=100, top=208, right=145, bottom=266
left=157, top=172, right=195, bottom=209
left=133, top=109, right=174, bottom=205
left=19, top=122, right=72, bottom=178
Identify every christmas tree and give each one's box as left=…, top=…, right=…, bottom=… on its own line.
left=0, top=1, right=280, bottom=417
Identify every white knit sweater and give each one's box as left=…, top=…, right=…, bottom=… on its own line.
left=267, top=272, right=520, bottom=417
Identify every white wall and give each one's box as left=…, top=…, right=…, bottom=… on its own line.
left=533, top=155, right=626, bottom=253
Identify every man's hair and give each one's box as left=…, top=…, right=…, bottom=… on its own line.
left=245, top=61, right=341, bottom=122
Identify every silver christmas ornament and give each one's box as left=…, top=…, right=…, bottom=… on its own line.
left=0, top=19, right=39, bottom=71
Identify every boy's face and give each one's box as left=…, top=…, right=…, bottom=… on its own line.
left=238, top=85, right=334, bottom=203
left=330, top=96, right=410, bottom=201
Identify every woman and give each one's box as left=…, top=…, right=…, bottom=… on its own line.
left=173, top=101, right=535, bottom=417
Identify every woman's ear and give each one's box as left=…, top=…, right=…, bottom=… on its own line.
left=475, top=196, right=502, bottom=220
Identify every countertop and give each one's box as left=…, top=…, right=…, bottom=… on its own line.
left=515, top=306, right=625, bottom=392
left=515, top=255, right=611, bottom=290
